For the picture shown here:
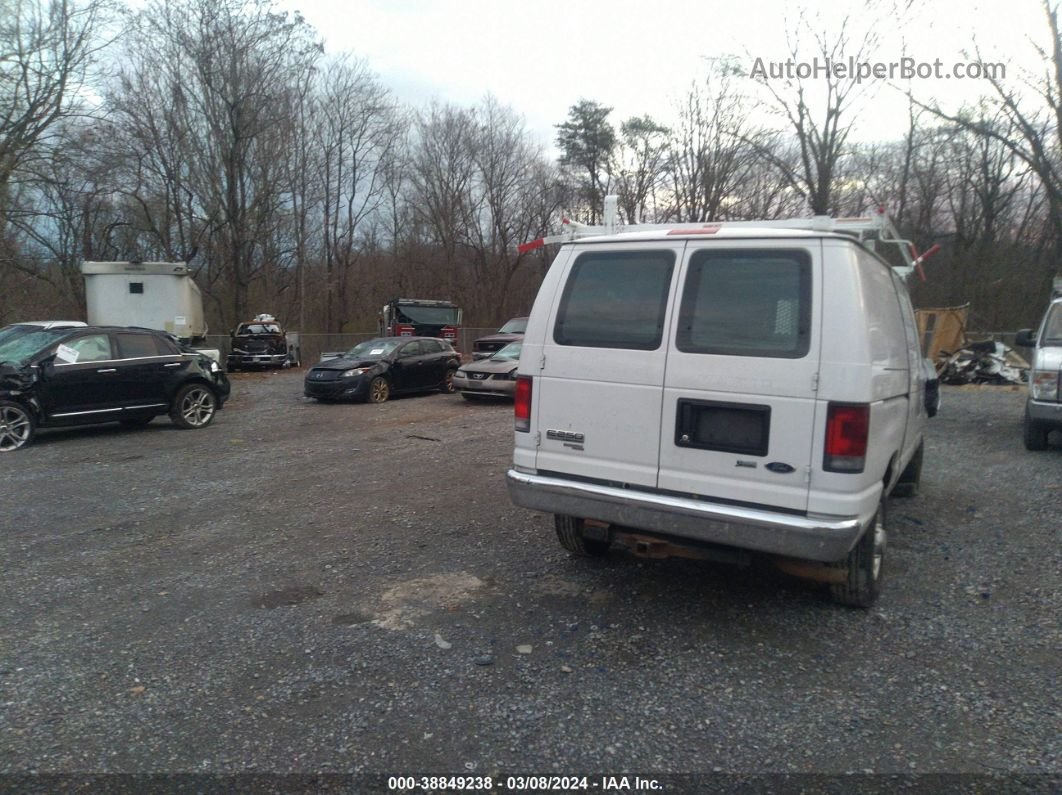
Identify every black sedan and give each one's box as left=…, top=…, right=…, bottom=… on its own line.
left=0, top=325, right=231, bottom=452
left=304, top=337, right=460, bottom=403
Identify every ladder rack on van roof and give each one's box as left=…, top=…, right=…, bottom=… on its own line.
left=518, top=195, right=937, bottom=280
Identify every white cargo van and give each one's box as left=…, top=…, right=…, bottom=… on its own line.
left=507, top=218, right=936, bottom=607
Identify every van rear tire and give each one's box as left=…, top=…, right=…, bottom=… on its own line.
left=829, top=498, right=886, bottom=608
left=555, top=515, right=610, bottom=557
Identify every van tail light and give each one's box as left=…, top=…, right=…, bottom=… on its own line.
left=824, top=403, right=869, bottom=473
left=514, top=376, right=533, bottom=432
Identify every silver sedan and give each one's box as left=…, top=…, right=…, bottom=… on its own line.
left=453, top=341, right=522, bottom=399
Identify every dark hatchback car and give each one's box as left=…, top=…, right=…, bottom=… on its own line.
left=0, top=325, right=230, bottom=452
left=304, top=336, right=459, bottom=403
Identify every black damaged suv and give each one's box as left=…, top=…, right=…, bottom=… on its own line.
left=0, top=325, right=230, bottom=452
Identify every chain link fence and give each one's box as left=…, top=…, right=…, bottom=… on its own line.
left=205, top=328, right=500, bottom=365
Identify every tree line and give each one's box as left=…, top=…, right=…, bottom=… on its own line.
left=2, top=0, right=1061, bottom=335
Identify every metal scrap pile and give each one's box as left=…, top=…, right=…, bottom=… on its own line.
left=936, top=339, right=1028, bottom=386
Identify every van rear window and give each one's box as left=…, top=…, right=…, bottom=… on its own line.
left=676, top=249, right=811, bottom=358
left=553, top=251, right=675, bottom=350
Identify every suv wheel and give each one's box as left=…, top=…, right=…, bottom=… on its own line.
left=170, top=383, right=217, bottom=429
left=829, top=498, right=886, bottom=608
left=0, top=400, right=36, bottom=452
left=1023, top=409, right=1049, bottom=451
left=555, top=515, right=610, bottom=557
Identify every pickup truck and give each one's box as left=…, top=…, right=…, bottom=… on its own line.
left=226, top=314, right=300, bottom=371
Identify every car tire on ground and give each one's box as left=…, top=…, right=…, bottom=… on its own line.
left=829, top=498, right=886, bottom=608
left=440, top=368, right=456, bottom=394
left=169, top=383, right=218, bottom=429
left=368, top=376, right=390, bottom=404
left=891, top=440, right=923, bottom=498
left=1023, top=409, right=1049, bottom=451
left=554, top=514, right=611, bottom=557
left=0, top=399, right=36, bottom=452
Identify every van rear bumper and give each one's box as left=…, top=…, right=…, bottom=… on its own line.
left=506, top=469, right=868, bottom=562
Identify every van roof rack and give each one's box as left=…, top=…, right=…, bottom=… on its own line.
left=519, top=195, right=938, bottom=280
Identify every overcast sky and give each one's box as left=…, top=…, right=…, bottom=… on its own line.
left=277, top=0, right=1053, bottom=151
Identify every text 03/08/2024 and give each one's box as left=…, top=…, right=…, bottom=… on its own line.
left=386, top=775, right=664, bottom=791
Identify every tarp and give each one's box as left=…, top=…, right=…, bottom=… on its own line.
left=915, top=305, right=969, bottom=360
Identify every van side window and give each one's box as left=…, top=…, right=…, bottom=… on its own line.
left=553, top=251, right=675, bottom=350
left=676, top=249, right=812, bottom=358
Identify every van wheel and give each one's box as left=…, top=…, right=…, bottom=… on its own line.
left=554, top=515, right=610, bottom=557
left=0, top=400, right=36, bottom=452
left=829, top=498, right=886, bottom=608
left=892, top=441, right=923, bottom=498
left=1023, top=410, right=1049, bottom=451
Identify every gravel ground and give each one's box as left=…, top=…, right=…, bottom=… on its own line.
left=0, top=373, right=1059, bottom=793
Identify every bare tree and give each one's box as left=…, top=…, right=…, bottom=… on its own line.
left=311, top=56, right=403, bottom=332
left=107, top=0, right=323, bottom=328
left=748, top=8, right=882, bottom=215
left=0, top=0, right=109, bottom=197
left=666, top=59, right=758, bottom=222
left=406, top=101, right=477, bottom=299
left=726, top=135, right=808, bottom=220
left=612, top=115, right=669, bottom=223
left=0, top=0, right=110, bottom=317
left=406, top=97, right=559, bottom=322
left=915, top=0, right=1062, bottom=285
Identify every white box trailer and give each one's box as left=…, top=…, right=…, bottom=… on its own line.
left=82, top=261, right=207, bottom=340
left=81, top=261, right=220, bottom=362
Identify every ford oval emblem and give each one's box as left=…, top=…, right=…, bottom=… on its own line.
left=766, top=462, right=795, bottom=474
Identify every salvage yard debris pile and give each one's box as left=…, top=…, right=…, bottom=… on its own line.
left=916, top=306, right=1028, bottom=386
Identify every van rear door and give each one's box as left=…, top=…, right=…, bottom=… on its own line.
left=656, top=241, right=821, bottom=512
left=533, top=243, right=682, bottom=488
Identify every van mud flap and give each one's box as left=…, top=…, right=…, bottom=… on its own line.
left=615, top=530, right=848, bottom=583
left=612, top=530, right=751, bottom=567
left=771, top=557, right=848, bottom=584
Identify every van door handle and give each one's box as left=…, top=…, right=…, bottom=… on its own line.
left=96, top=368, right=117, bottom=373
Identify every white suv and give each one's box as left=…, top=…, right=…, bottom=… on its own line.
left=1017, top=297, right=1062, bottom=450
left=507, top=223, right=936, bottom=607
